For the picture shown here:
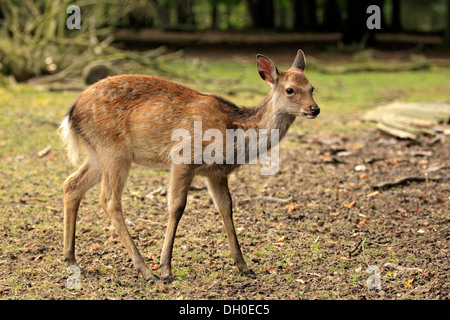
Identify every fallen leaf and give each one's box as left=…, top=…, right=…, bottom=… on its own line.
left=405, top=278, right=414, bottom=289
left=359, top=173, right=368, bottom=179
left=320, top=153, right=333, bottom=162
left=146, top=252, right=157, bottom=260
left=346, top=141, right=364, bottom=150
left=287, top=202, right=296, bottom=212
left=266, top=266, right=277, bottom=274
left=151, top=264, right=160, bottom=270
left=347, top=200, right=357, bottom=208
left=388, top=157, right=397, bottom=166
left=104, top=234, right=118, bottom=245
left=89, top=243, right=103, bottom=251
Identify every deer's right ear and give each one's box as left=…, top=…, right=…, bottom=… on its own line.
left=257, top=54, right=279, bottom=85
left=291, top=49, right=306, bottom=71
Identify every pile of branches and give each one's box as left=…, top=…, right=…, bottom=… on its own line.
left=0, top=0, right=180, bottom=89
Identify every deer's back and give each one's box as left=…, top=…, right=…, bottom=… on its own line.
left=68, top=74, right=236, bottom=166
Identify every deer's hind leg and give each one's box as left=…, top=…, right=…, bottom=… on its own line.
left=63, top=154, right=102, bottom=266
left=99, top=157, right=159, bottom=281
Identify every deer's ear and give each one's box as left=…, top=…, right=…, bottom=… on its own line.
left=291, top=49, right=306, bottom=71
left=257, top=54, right=279, bottom=85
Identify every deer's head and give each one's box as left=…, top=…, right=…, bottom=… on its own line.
left=257, top=50, right=319, bottom=119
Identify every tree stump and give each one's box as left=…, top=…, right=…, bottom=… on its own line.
left=82, top=62, right=116, bottom=85
left=364, top=102, right=450, bottom=139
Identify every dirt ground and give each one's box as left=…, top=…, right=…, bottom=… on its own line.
left=0, top=123, right=448, bottom=300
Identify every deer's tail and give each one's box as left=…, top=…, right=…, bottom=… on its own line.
left=59, top=99, right=80, bottom=166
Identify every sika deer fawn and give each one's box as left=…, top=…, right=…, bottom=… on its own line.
left=60, top=50, right=319, bottom=281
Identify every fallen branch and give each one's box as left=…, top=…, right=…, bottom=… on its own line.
left=425, top=165, right=449, bottom=173
left=239, top=196, right=292, bottom=204
left=37, top=145, right=51, bottom=157
left=384, top=263, right=423, bottom=273
left=367, top=225, right=450, bottom=248
left=364, top=157, right=385, bottom=164
left=371, top=176, right=443, bottom=190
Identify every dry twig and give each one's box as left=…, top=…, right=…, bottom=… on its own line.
left=371, top=176, right=443, bottom=190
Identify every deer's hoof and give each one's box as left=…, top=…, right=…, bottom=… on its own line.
left=141, top=268, right=160, bottom=282
left=161, top=275, right=177, bottom=283
left=242, top=269, right=256, bottom=278
left=149, top=274, right=160, bottom=281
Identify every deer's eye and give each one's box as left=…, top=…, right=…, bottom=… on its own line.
left=286, top=88, right=294, bottom=95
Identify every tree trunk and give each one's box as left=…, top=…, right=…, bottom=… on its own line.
left=294, top=0, right=317, bottom=31
left=323, top=0, right=342, bottom=32
left=161, top=3, right=173, bottom=28
left=210, top=1, right=220, bottom=29
left=248, top=0, right=274, bottom=29
left=391, top=0, right=402, bottom=31
left=445, top=0, right=450, bottom=48
left=342, top=0, right=367, bottom=44
left=342, top=0, right=383, bottom=45
left=176, top=0, right=196, bottom=27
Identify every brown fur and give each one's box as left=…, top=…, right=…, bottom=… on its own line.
left=60, top=50, right=318, bottom=280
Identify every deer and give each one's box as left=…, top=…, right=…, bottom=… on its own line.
left=59, top=49, right=319, bottom=281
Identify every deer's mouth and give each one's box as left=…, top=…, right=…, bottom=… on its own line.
left=301, top=112, right=317, bottom=119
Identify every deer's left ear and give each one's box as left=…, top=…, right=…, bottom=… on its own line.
left=257, top=54, right=279, bottom=85
left=291, top=49, right=306, bottom=71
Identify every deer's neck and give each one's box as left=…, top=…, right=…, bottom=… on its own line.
left=235, top=94, right=296, bottom=143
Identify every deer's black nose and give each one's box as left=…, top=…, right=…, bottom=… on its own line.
left=310, top=105, right=320, bottom=116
